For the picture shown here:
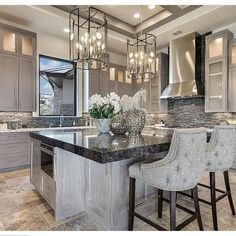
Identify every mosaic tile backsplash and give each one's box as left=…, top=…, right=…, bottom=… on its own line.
left=0, top=97, right=236, bottom=129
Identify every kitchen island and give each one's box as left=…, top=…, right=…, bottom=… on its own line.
left=29, top=127, right=173, bottom=230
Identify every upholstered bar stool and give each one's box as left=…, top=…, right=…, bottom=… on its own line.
left=198, top=125, right=236, bottom=231
left=128, top=128, right=207, bottom=231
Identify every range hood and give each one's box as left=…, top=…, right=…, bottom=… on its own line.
left=160, top=32, right=204, bottom=99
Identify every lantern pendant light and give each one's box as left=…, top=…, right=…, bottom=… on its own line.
left=69, top=7, right=108, bottom=70
left=127, top=6, right=157, bottom=79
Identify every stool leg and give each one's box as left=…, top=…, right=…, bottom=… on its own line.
left=128, top=177, right=136, bottom=230
left=224, top=170, right=236, bottom=215
left=158, top=189, right=163, bottom=218
left=192, top=186, right=204, bottom=231
left=170, top=191, right=176, bottom=231
left=210, top=172, right=218, bottom=231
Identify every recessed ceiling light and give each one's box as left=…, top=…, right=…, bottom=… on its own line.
left=134, top=13, right=140, bottom=18
left=63, top=28, right=70, bottom=33
left=148, top=5, right=156, bottom=10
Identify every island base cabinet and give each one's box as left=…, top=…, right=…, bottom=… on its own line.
left=55, top=148, right=86, bottom=221
left=85, top=158, right=158, bottom=230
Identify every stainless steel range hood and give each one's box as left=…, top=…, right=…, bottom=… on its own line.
left=160, top=32, right=204, bottom=99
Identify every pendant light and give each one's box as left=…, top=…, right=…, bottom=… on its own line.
left=69, top=7, right=108, bottom=70
left=127, top=6, right=157, bottom=79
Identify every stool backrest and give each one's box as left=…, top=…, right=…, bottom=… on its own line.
left=141, top=128, right=207, bottom=191
left=206, top=125, right=236, bottom=171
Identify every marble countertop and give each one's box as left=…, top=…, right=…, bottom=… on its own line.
left=0, top=126, right=96, bottom=133
left=29, top=128, right=173, bottom=164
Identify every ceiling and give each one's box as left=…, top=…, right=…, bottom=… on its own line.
left=0, top=5, right=236, bottom=56
left=95, top=5, right=165, bottom=26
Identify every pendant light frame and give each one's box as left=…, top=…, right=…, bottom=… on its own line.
left=69, top=7, right=108, bottom=70
left=127, top=33, right=157, bottom=79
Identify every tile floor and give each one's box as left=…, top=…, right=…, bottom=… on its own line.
left=0, top=168, right=236, bottom=231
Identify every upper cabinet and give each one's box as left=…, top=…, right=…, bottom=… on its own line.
left=0, top=24, right=36, bottom=112
left=228, top=39, right=236, bottom=112
left=205, top=30, right=233, bottom=112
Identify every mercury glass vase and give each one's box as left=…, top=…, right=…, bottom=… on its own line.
left=95, top=118, right=111, bottom=134
left=126, top=109, right=146, bottom=134
left=110, top=113, right=127, bottom=135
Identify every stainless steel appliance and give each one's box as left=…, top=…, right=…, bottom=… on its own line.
left=40, top=143, right=54, bottom=178
left=160, top=32, right=205, bottom=98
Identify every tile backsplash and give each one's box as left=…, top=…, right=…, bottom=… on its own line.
left=0, top=97, right=236, bottom=129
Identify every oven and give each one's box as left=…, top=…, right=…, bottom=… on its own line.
left=40, top=142, right=54, bottom=178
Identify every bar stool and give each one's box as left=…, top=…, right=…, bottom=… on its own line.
left=199, top=125, right=236, bottom=230
left=128, top=128, right=207, bottom=231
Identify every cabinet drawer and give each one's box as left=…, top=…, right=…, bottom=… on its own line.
left=42, top=171, right=56, bottom=209
left=0, top=141, right=29, bottom=156
left=0, top=133, right=29, bottom=141
left=0, top=154, right=28, bottom=169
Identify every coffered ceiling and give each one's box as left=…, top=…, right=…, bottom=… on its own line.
left=54, top=5, right=201, bottom=36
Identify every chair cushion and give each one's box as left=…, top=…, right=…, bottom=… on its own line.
left=129, top=157, right=163, bottom=180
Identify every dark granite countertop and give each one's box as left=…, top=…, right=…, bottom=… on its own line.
left=29, top=128, right=173, bottom=164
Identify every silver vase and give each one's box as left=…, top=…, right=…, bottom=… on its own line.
left=126, top=109, right=146, bottom=134
left=110, top=114, right=127, bottom=135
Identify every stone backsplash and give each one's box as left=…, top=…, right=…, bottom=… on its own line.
left=1, top=97, right=236, bottom=129
left=0, top=112, right=86, bottom=128
left=147, top=97, right=236, bottom=128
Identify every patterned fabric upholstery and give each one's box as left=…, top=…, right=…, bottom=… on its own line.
left=206, top=125, right=236, bottom=172
left=129, top=128, right=207, bottom=191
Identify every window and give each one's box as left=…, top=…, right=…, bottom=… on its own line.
left=39, top=55, right=76, bottom=116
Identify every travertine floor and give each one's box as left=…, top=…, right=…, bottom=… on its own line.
left=0, top=168, right=236, bottom=231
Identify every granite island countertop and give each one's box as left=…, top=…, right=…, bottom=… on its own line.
left=29, top=128, right=174, bottom=164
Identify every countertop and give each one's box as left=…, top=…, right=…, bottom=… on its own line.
left=29, top=128, right=173, bottom=164
left=0, top=126, right=96, bottom=133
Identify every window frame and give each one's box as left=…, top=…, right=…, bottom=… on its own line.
left=39, top=54, right=77, bottom=117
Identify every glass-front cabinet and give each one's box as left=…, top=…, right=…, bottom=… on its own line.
left=205, top=29, right=233, bottom=112
left=228, top=39, right=236, bottom=111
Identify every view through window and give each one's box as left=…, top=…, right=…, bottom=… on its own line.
left=39, top=55, right=76, bottom=116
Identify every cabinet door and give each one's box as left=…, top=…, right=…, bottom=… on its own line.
left=19, top=33, right=36, bottom=58
left=89, top=70, right=100, bottom=96
left=19, top=57, right=36, bottom=111
left=0, top=28, right=18, bottom=55
left=99, top=70, right=109, bottom=96
left=205, top=60, right=226, bottom=112
left=228, top=67, right=236, bottom=112
left=0, top=53, right=18, bottom=111
left=30, top=139, right=42, bottom=191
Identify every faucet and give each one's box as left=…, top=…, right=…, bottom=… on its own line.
left=59, top=115, right=64, bottom=127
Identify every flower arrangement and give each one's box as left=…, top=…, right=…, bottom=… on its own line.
left=88, top=92, right=121, bottom=119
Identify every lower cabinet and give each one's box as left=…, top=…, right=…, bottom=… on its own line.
left=0, top=132, right=30, bottom=171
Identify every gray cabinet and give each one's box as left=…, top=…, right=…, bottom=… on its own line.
left=30, top=138, right=42, bottom=191
left=0, top=23, right=36, bottom=112
left=205, top=30, right=233, bottom=112
left=0, top=53, right=18, bottom=111
left=0, top=132, right=30, bottom=171
left=19, top=57, right=36, bottom=111
left=89, top=69, right=109, bottom=97
left=228, top=39, right=236, bottom=112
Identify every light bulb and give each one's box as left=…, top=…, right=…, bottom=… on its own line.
left=148, top=58, right=153, bottom=63
left=79, top=45, right=83, bottom=51
left=130, top=58, right=134, bottom=63
left=135, top=53, right=138, bottom=58
left=101, top=44, right=105, bottom=50
left=92, top=35, right=96, bottom=42
left=129, top=52, right=133, bottom=58
left=85, top=32, right=89, bottom=38
left=75, top=42, right=80, bottom=49
left=81, top=36, right=84, bottom=42
left=70, top=33, right=74, bottom=41
left=96, top=32, right=102, bottom=40
left=97, top=41, right=101, bottom=47
left=150, top=51, right=154, bottom=57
